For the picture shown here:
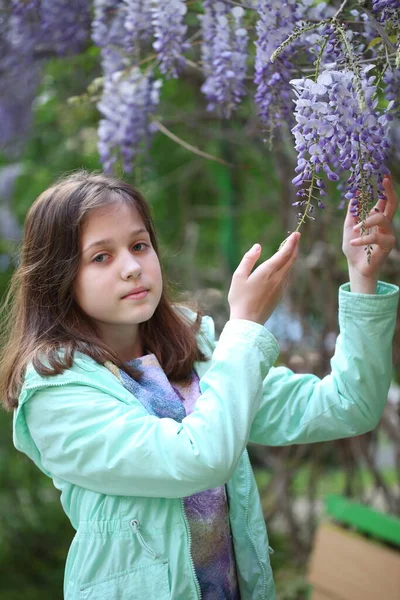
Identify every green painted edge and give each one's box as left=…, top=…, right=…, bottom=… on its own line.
left=325, top=494, right=400, bottom=547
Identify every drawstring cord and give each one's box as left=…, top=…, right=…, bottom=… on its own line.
left=129, top=519, right=158, bottom=560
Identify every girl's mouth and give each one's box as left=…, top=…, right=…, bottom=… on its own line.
left=122, top=290, right=149, bottom=300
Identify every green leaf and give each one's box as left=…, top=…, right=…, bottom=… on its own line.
left=367, top=37, right=382, bottom=49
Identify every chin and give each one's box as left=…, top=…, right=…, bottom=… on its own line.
left=133, top=302, right=158, bottom=323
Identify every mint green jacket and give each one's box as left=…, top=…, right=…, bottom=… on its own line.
left=13, top=282, right=399, bottom=600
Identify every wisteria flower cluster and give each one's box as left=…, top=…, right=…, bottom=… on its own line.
left=291, top=68, right=391, bottom=225
left=152, top=0, right=189, bottom=78
left=254, top=0, right=300, bottom=136
left=97, top=67, right=162, bottom=172
left=0, top=0, right=90, bottom=150
left=92, top=0, right=163, bottom=171
left=1, top=0, right=400, bottom=246
left=372, top=0, right=400, bottom=25
left=199, top=1, right=249, bottom=117
left=124, top=0, right=153, bottom=43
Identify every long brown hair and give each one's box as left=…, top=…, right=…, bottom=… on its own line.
left=0, top=170, right=209, bottom=411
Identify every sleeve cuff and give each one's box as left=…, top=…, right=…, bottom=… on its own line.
left=219, top=319, right=280, bottom=362
left=339, top=280, right=399, bottom=316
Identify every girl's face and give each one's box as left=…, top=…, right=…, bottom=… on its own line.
left=73, top=202, right=163, bottom=361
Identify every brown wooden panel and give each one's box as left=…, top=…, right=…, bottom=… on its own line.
left=307, top=523, right=400, bottom=600
left=311, top=589, right=341, bottom=600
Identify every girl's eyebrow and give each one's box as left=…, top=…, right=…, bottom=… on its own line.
left=83, top=228, right=149, bottom=254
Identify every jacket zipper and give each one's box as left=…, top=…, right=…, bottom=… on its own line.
left=244, top=450, right=268, bottom=600
left=180, top=499, right=202, bottom=599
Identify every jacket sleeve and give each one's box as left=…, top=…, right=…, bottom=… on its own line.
left=249, top=281, right=399, bottom=446
left=17, top=320, right=279, bottom=498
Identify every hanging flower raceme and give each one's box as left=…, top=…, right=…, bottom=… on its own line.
left=290, top=67, right=391, bottom=233
left=124, top=0, right=153, bottom=42
left=92, top=0, right=127, bottom=78
left=92, top=0, right=164, bottom=172
left=1, top=0, right=90, bottom=150
left=151, top=0, right=189, bottom=78
left=337, top=69, right=390, bottom=204
left=92, top=0, right=130, bottom=66
left=199, top=1, right=249, bottom=117
left=97, top=67, right=162, bottom=173
left=0, top=1, right=42, bottom=150
left=2, top=0, right=400, bottom=220
left=372, top=0, right=400, bottom=25
left=383, top=68, right=400, bottom=109
left=254, top=0, right=299, bottom=137
left=39, top=0, right=91, bottom=56
left=290, top=74, right=338, bottom=210
left=384, top=68, right=400, bottom=160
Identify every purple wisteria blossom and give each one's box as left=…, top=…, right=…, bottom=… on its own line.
left=11, top=0, right=90, bottom=57
left=372, top=0, right=400, bottom=24
left=97, top=67, right=162, bottom=173
left=92, top=0, right=131, bottom=75
left=290, top=67, right=391, bottom=220
left=92, top=0, right=166, bottom=172
left=1, top=0, right=90, bottom=151
left=0, top=1, right=42, bottom=151
left=254, top=0, right=300, bottom=135
left=298, top=0, right=335, bottom=53
left=124, top=0, right=153, bottom=41
left=151, top=0, right=189, bottom=78
left=199, top=1, right=249, bottom=117
left=349, top=8, right=375, bottom=52
left=388, top=118, right=400, bottom=161
left=384, top=68, right=400, bottom=108
left=2, top=0, right=399, bottom=201
left=39, top=0, right=91, bottom=56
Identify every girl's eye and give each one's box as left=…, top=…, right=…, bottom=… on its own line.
left=132, top=242, right=148, bottom=252
left=92, top=243, right=148, bottom=264
left=92, top=253, right=108, bottom=264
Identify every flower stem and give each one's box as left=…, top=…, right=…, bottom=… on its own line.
left=314, top=36, right=329, bottom=80
left=332, top=21, right=366, bottom=111
left=270, top=20, right=330, bottom=63
left=295, top=170, right=316, bottom=232
left=333, top=0, right=349, bottom=20
left=357, top=141, right=373, bottom=264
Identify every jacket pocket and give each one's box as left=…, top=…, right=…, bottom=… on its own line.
left=79, top=560, right=170, bottom=600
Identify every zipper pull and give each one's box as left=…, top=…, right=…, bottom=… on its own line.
left=129, top=519, right=158, bottom=560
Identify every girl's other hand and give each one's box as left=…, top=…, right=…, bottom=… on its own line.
left=228, top=232, right=301, bottom=325
left=343, top=176, right=398, bottom=280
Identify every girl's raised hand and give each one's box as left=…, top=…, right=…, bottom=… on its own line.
left=343, top=176, right=398, bottom=279
left=228, top=232, right=301, bottom=325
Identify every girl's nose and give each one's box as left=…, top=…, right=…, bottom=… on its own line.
left=121, top=252, right=142, bottom=280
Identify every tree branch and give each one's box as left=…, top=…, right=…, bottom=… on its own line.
left=153, top=119, right=233, bottom=167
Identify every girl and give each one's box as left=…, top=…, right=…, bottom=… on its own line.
left=1, top=169, right=398, bottom=600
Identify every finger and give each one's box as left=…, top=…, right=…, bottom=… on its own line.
left=268, top=233, right=300, bottom=271
left=353, top=212, right=393, bottom=233
left=374, top=173, right=392, bottom=213
left=234, top=243, right=262, bottom=278
left=350, top=232, right=395, bottom=252
left=346, top=192, right=361, bottom=223
left=281, top=247, right=300, bottom=290
left=279, top=241, right=299, bottom=275
left=381, top=176, right=398, bottom=220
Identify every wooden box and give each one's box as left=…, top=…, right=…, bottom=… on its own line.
left=308, top=522, right=400, bottom=600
